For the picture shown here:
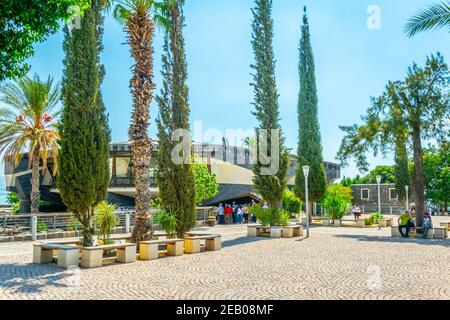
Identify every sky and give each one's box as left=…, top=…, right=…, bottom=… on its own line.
left=4, top=0, right=450, bottom=182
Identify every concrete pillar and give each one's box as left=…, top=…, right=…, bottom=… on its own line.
left=31, top=215, right=37, bottom=241
left=125, top=213, right=130, bottom=234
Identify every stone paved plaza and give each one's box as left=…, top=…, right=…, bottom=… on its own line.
left=0, top=222, right=449, bottom=300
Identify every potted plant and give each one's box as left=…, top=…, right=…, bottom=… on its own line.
left=94, top=201, right=118, bottom=246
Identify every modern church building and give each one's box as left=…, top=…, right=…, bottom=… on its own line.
left=4, top=141, right=341, bottom=213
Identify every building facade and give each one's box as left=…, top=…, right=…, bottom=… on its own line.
left=4, top=141, right=341, bottom=212
left=350, top=183, right=405, bottom=214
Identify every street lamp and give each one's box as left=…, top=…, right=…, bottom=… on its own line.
left=405, top=185, right=409, bottom=211
left=376, top=175, right=382, bottom=230
left=303, top=165, right=310, bottom=238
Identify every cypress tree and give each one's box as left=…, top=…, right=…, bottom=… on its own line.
left=295, top=7, right=327, bottom=210
left=250, top=0, right=289, bottom=209
left=156, top=0, right=196, bottom=238
left=58, top=0, right=111, bottom=247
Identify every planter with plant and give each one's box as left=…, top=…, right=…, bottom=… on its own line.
left=151, top=209, right=179, bottom=239
left=94, top=202, right=118, bottom=246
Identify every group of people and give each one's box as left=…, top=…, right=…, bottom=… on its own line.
left=216, top=201, right=258, bottom=225
left=397, top=204, right=434, bottom=239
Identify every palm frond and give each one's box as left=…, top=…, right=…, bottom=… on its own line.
left=405, top=1, right=450, bottom=37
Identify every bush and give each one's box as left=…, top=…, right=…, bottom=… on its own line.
left=6, top=192, right=20, bottom=214
left=249, top=205, right=290, bottom=226
left=367, top=212, right=384, bottom=225
left=322, top=185, right=353, bottom=222
left=151, top=209, right=179, bottom=238
left=282, top=189, right=302, bottom=214
left=37, top=221, right=47, bottom=233
left=94, top=202, right=118, bottom=243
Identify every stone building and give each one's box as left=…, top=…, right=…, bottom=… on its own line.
left=351, top=183, right=404, bottom=214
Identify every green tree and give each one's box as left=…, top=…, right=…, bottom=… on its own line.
left=193, top=159, right=219, bottom=206
left=113, top=0, right=168, bottom=242
left=295, top=6, right=327, bottom=212
left=338, top=54, right=449, bottom=227
left=405, top=1, right=450, bottom=37
left=423, top=143, right=449, bottom=211
left=155, top=0, right=196, bottom=238
left=250, top=0, right=289, bottom=209
left=0, top=0, right=90, bottom=81
left=0, top=75, right=60, bottom=214
left=58, top=0, right=111, bottom=247
left=322, top=185, right=353, bottom=223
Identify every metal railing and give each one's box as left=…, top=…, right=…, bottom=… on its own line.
left=0, top=211, right=136, bottom=237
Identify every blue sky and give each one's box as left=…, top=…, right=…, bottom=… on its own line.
left=17, top=0, right=450, bottom=179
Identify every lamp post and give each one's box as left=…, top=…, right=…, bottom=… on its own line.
left=376, top=175, right=382, bottom=230
left=405, top=185, right=409, bottom=211
left=303, top=165, right=310, bottom=238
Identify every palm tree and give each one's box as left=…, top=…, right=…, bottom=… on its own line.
left=112, top=0, right=169, bottom=242
left=405, top=1, right=450, bottom=37
left=0, top=75, right=60, bottom=214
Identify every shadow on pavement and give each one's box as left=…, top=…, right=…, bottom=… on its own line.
left=334, top=234, right=450, bottom=247
left=0, top=263, right=75, bottom=294
left=222, top=236, right=272, bottom=248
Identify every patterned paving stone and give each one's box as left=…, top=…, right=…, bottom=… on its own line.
left=0, top=224, right=448, bottom=300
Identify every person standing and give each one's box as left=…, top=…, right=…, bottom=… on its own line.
left=243, top=205, right=250, bottom=224
left=236, top=205, right=243, bottom=224
left=217, top=203, right=225, bottom=225
left=232, top=202, right=237, bottom=224
left=352, top=205, right=361, bottom=222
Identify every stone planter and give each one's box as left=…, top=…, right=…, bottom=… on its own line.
left=270, top=227, right=282, bottom=238
left=333, top=220, right=341, bottom=227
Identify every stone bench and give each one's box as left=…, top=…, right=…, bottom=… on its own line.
left=247, top=225, right=282, bottom=238
left=184, top=234, right=222, bottom=254
left=433, top=226, right=448, bottom=239
left=301, top=217, right=330, bottom=226
left=33, top=243, right=80, bottom=268
left=139, top=239, right=184, bottom=260
left=281, top=225, right=303, bottom=238
left=439, top=221, right=450, bottom=231
left=391, top=226, right=440, bottom=239
left=81, top=243, right=136, bottom=268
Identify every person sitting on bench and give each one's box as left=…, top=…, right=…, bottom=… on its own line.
left=398, top=210, right=415, bottom=238
left=422, top=211, right=433, bottom=239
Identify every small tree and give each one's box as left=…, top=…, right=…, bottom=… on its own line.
left=193, top=159, right=219, bottom=206
left=322, top=185, right=353, bottom=223
left=94, top=201, right=118, bottom=245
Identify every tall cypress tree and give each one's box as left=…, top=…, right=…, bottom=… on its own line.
left=295, top=7, right=327, bottom=210
left=250, top=0, right=289, bottom=209
left=156, top=0, right=196, bottom=238
left=58, top=0, right=111, bottom=247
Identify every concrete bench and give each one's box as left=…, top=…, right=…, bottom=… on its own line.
left=281, top=225, right=303, bottom=238
left=433, top=227, right=448, bottom=239
left=184, top=234, right=222, bottom=254
left=247, top=225, right=282, bottom=238
left=139, top=239, right=184, bottom=260
left=33, top=243, right=80, bottom=268
left=81, top=243, right=136, bottom=268
left=439, top=221, right=450, bottom=231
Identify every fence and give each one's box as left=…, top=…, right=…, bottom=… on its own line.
left=310, top=203, right=408, bottom=217
left=0, top=211, right=136, bottom=238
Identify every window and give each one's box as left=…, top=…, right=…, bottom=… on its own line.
left=389, top=188, right=398, bottom=200
left=361, top=189, right=370, bottom=200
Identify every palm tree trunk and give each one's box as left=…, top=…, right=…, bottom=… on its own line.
left=127, top=11, right=155, bottom=243
left=30, top=148, right=41, bottom=214
left=411, top=126, right=425, bottom=229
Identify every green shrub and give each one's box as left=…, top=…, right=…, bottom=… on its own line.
left=94, top=201, right=118, bottom=244
left=151, top=209, right=179, bottom=238
left=282, top=189, right=302, bottom=214
left=276, top=209, right=291, bottom=227
left=249, top=205, right=289, bottom=226
left=6, top=192, right=20, bottom=214
left=37, top=221, right=48, bottom=233
left=322, top=185, right=352, bottom=222
left=367, top=212, right=384, bottom=225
